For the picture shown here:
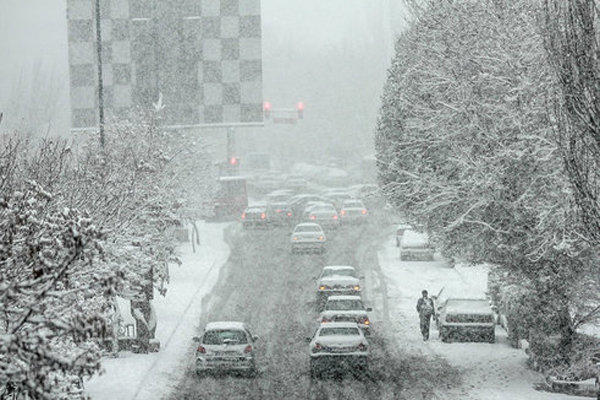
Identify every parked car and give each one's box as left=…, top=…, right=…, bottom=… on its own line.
left=438, top=298, right=495, bottom=343
left=241, top=204, right=270, bottom=229
left=316, top=266, right=362, bottom=306
left=290, top=222, right=326, bottom=254
left=395, top=223, right=412, bottom=247
left=339, top=199, right=368, bottom=224
left=308, top=322, right=369, bottom=378
left=319, top=295, right=372, bottom=333
left=399, top=230, right=435, bottom=260
left=193, top=321, right=259, bottom=376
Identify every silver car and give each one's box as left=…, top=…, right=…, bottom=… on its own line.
left=290, top=222, right=326, bottom=254
left=193, top=321, right=259, bottom=376
left=438, top=298, right=495, bottom=343
left=308, top=322, right=369, bottom=378
left=319, top=295, right=373, bottom=333
left=316, top=266, right=362, bottom=306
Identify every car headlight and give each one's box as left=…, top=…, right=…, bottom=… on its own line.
left=319, top=285, right=328, bottom=291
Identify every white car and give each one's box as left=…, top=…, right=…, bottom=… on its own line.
left=316, top=266, right=362, bottom=305
left=399, top=230, right=435, bottom=261
left=308, top=322, right=369, bottom=378
left=339, top=199, right=368, bottom=224
left=193, top=321, right=259, bottom=376
left=290, top=222, right=326, bottom=254
left=306, top=203, right=340, bottom=228
left=319, top=295, right=372, bottom=332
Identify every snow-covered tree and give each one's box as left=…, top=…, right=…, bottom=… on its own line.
left=378, top=0, right=600, bottom=367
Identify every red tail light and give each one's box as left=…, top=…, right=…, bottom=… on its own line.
left=241, top=212, right=246, bottom=219
left=340, top=210, right=346, bottom=216
left=275, top=209, right=282, bottom=213
left=361, top=209, right=367, bottom=215
left=244, top=345, right=253, bottom=353
left=287, top=212, right=292, bottom=217
left=312, top=343, right=323, bottom=353
left=333, top=215, right=338, bottom=220
left=358, top=343, right=368, bottom=352
left=197, top=345, right=206, bottom=353
left=260, top=213, right=266, bottom=219
left=310, top=215, right=316, bottom=220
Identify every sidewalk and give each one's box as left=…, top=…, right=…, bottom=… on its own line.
left=378, top=233, right=584, bottom=400
left=85, top=221, right=231, bottom=400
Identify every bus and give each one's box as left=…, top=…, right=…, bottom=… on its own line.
left=213, top=176, right=248, bottom=220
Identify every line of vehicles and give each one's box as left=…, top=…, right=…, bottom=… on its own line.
left=193, top=177, right=378, bottom=378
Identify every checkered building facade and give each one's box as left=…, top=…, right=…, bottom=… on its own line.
left=67, top=0, right=263, bottom=129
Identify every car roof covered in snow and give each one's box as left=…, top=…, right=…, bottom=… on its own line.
left=204, top=321, right=247, bottom=331
left=444, top=298, right=493, bottom=315
left=317, top=321, right=361, bottom=330
left=326, top=295, right=362, bottom=301
left=323, top=265, right=355, bottom=271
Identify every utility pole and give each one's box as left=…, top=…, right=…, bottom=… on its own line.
left=94, top=0, right=105, bottom=148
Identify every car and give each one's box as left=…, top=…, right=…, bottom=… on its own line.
left=308, top=322, right=369, bottom=378
left=324, top=192, right=354, bottom=210
left=339, top=199, right=368, bottom=224
left=241, top=204, right=270, bottom=229
left=193, top=321, right=259, bottom=376
left=399, top=230, right=435, bottom=260
left=267, top=201, right=293, bottom=225
left=319, top=295, right=372, bottom=332
left=301, top=201, right=331, bottom=219
left=395, top=223, right=412, bottom=247
left=316, top=266, right=362, bottom=306
left=438, top=298, right=495, bottom=343
left=306, top=203, right=340, bottom=228
left=288, top=194, right=331, bottom=218
left=290, top=222, right=326, bottom=254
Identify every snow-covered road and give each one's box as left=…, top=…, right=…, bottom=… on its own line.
left=379, top=234, right=586, bottom=400
left=84, top=221, right=231, bottom=400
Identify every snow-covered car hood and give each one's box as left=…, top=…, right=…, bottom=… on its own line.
left=319, top=276, right=359, bottom=287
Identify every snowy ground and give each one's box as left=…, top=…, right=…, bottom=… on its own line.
left=378, top=233, right=587, bottom=400
left=84, top=221, right=231, bottom=400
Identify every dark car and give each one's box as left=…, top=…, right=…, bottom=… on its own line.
left=241, top=204, right=270, bottom=229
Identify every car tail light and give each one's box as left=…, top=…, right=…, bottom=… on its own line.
left=197, top=345, right=206, bottom=353
left=359, top=317, right=370, bottom=325
left=261, top=213, right=266, bottom=219
left=358, top=343, right=368, bottom=352
left=333, top=215, right=338, bottom=220
left=287, top=211, right=292, bottom=217
left=293, top=236, right=299, bottom=241
left=241, top=212, right=246, bottom=219
left=361, top=209, right=367, bottom=215
left=318, top=236, right=324, bottom=240
left=340, top=210, right=346, bottom=216
left=244, top=345, right=253, bottom=353
left=310, top=215, right=316, bottom=220
left=353, top=285, right=361, bottom=291
left=312, top=343, right=323, bottom=353
left=276, top=209, right=282, bottom=213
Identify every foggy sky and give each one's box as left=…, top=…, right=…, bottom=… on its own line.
left=0, top=0, right=408, bottom=159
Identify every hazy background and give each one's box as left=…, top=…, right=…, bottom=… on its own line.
left=0, top=0, right=408, bottom=165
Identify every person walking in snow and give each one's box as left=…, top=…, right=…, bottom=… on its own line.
left=416, top=289, right=435, bottom=340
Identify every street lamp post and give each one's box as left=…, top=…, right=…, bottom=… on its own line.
left=94, top=0, right=105, bottom=148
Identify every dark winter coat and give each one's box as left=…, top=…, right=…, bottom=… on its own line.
left=416, top=297, right=435, bottom=317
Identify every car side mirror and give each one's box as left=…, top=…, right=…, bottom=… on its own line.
left=192, top=336, right=200, bottom=342
left=253, top=335, right=259, bottom=341
left=366, top=307, right=373, bottom=312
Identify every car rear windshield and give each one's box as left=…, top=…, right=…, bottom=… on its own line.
left=295, top=225, right=321, bottom=233
left=319, top=327, right=360, bottom=336
left=312, top=206, right=335, bottom=212
left=202, top=329, right=248, bottom=345
left=325, top=300, right=364, bottom=311
left=322, top=269, right=355, bottom=278
left=446, top=314, right=494, bottom=323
